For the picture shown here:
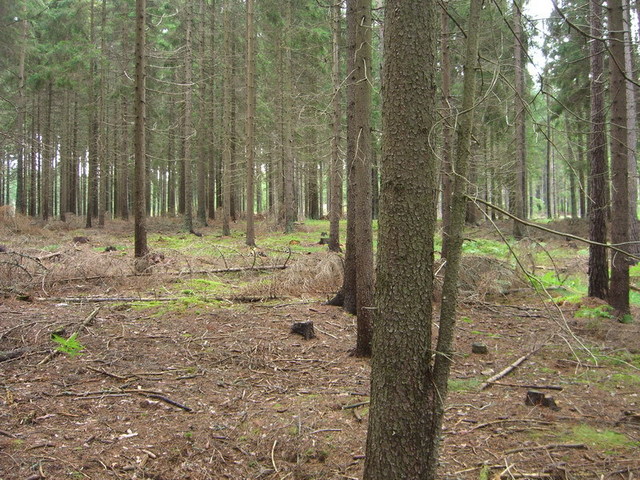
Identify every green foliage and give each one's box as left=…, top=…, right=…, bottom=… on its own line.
left=560, top=425, right=637, bottom=453
left=619, top=314, right=634, bottom=324
left=575, top=304, right=614, bottom=320
left=52, top=332, right=84, bottom=357
left=471, top=330, right=501, bottom=338
left=448, top=378, right=481, bottom=392
left=462, top=238, right=510, bottom=257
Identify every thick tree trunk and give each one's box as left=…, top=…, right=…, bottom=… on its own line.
left=623, top=0, right=640, bottom=260
left=363, top=0, right=439, bottom=476
left=608, top=0, right=630, bottom=315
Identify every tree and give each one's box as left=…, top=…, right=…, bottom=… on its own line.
left=587, top=0, right=608, bottom=299
left=328, top=1, right=342, bottom=253
left=134, top=0, right=148, bottom=262
left=221, top=0, right=232, bottom=237
left=512, top=0, right=527, bottom=239
left=363, top=0, right=442, bottom=475
left=608, top=0, right=631, bottom=315
left=350, top=0, right=374, bottom=357
left=245, top=0, right=256, bottom=247
left=183, top=5, right=194, bottom=233
left=440, top=2, right=454, bottom=259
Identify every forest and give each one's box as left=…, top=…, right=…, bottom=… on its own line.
left=1, top=0, right=640, bottom=479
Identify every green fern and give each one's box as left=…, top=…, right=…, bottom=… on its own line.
left=52, top=333, right=85, bottom=357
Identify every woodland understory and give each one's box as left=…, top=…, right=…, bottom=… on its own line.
left=1, top=217, right=639, bottom=480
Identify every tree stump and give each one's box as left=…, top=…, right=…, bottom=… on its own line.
left=291, top=321, right=316, bottom=340
left=472, top=343, right=488, bottom=354
left=525, top=390, right=559, bottom=410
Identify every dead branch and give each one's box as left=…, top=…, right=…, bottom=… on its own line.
left=489, top=381, right=563, bottom=390
left=144, top=393, right=193, bottom=412
left=504, top=443, right=586, bottom=455
left=0, top=347, right=31, bottom=363
left=469, top=195, right=640, bottom=262
left=480, top=344, right=545, bottom=390
left=36, top=295, right=275, bottom=303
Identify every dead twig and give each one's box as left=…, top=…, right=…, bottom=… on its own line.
left=0, top=347, right=31, bottom=363
left=480, top=343, right=546, bottom=390
left=488, top=381, right=563, bottom=391
left=504, top=443, right=586, bottom=455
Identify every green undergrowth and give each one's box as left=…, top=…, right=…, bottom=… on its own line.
left=558, top=425, right=638, bottom=453
left=448, top=377, right=481, bottom=392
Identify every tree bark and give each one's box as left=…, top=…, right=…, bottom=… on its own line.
left=608, top=0, right=630, bottom=315
left=588, top=0, right=608, bottom=300
left=512, top=0, right=527, bottom=239
left=221, top=0, right=232, bottom=236
left=245, top=0, right=256, bottom=247
left=329, top=2, right=343, bottom=253
left=363, top=0, right=440, bottom=476
left=134, top=0, right=148, bottom=260
left=183, top=7, right=194, bottom=233
left=440, top=2, right=454, bottom=258
left=350, top=0, right=374, bottom=357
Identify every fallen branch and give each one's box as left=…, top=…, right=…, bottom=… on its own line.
left=0, top=347, right=31, bottom=363
left=144, top=393, right=193, bottom=412
left=480, top=344, right=545, bottom=391
left=489, top=382, right=563, bottom=391
left=37, top=295, right=275, bottom=304
left=505, top=443, right=586, bottom=455
left=52, top=264, right=289, bottom=284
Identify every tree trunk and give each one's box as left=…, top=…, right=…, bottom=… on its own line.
left=363, top=0, right=440, bottom=476
left=42, top=82, right=53, bottom=222
left=440, top=3, right=454, bottom=258
left=134, top=0, right=148, bottom=260
left=245, top=0, right=256, bottom=247
left=623, top=0, right=640, bottom=260
left=350, top=0, right=374, bottom=357
left=86, top=0, right=98, bottom=228
left=329, top=1, right=342, bottom=253
left=512, top=0, right=527, bottom=239
left=183, top=7, right=194, bottom=233
left=283, top=0, right=295, bottom=233
left=608, top=0, right=630, bottom=315
left=222, top=0, right=232, bottom=236
left=197, top=0, right=208, bottom=226
left=16, top=9, right=28, bottom=215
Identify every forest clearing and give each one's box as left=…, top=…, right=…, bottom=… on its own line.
left=1, top=217, right=639, bottom=480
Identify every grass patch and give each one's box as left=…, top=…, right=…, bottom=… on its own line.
left=448, top=378, right=481, bottom=392
left=462, top=238, right=510, bottom=257
left=575, top=304, right=614, bottom=320
left=560, top=425, right=637, bottom=453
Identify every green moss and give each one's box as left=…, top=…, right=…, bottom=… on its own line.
left=561, top=425, right=637, bottom=453
left=448, top=377, right=481, bottom=392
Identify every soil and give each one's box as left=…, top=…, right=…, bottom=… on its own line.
left=1, top=219, right=639, bottom=480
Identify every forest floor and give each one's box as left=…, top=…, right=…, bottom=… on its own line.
left=1, top=215, right=639, bottom=480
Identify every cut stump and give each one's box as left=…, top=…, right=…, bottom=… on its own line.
left=291, top=321, right=316, bottom=340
